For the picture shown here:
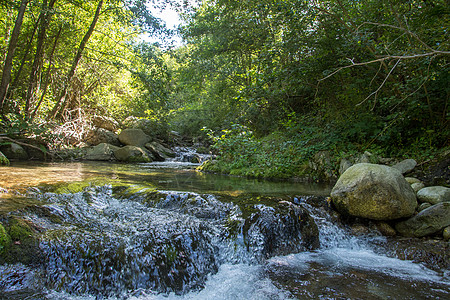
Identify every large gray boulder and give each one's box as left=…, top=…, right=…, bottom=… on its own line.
left=417, top=186, right=450, bottom=204
left=85, top=143, right=119, bottom=161
left=118, top=129, right=151, bottom=147
left=113, top=146, right=153, bottom=162
left=395, top=202, right=450, bottom=237
left=331, top=163, right=417, bottom=220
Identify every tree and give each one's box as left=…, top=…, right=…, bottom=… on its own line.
left=0, top=0, right=29, bottom=114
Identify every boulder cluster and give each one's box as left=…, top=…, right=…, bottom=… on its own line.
left=330, top=161, right=450, bottom=240
left=63, top=116, right=176, bottom=162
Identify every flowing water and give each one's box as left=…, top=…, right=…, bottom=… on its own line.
left=0, top=156, right=449, bottom=299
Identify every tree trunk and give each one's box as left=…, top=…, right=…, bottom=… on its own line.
left=31, top=24, right=63, bottom=120
left=0, top=0, right=30, bottom=114
left=24, top=0, right=57, bottom=118
left=50, top=0, right=103, bottom=119
left=10, top=14, right=40, bottom=95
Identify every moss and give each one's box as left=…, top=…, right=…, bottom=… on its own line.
left=1, top=218, right=42, bottom=265
left=165, top=245, right=178, bottom=265
left=0, top=151, right=10, bottom=166
left=7, top=218, right=33, bottom=241
left=0, top=223, right=12, bottom=255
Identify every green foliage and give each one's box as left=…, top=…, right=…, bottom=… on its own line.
left=0, top=151, right=10, bottom=165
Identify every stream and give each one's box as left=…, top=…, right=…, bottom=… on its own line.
left=0, top=158, right=449, bottom=299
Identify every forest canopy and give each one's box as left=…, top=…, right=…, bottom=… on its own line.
left=0, top=0, right=448, bottom=174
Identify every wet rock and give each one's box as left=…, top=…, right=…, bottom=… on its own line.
left=376, top=222, right=397, bottom=237
left=381, top=238, right=450, bottom=271
left=331, top=163, right=417, bottom=220
left=92, top=115, right=119, bottom=132
left=114, top=145, right=153, bottom=162
left=392, top=159, right=417, bottom=174
left=145, top=142, right=175, bottom=160
left=417, top=202, right=432, bottom=212
left=118, top=128, right=151, bottom=146
left=411, top=182, right=425, bottom=193
left=0, top=223, right=11, bottom=255
left=0, top=217, right=42, bottom=265
left=395, top=202, right=450, bottom=237
left=0, top=143, right=28, bottom=160
left=443, top=226, right=450, bottom=241
left=243, top=202, right=319, bottom=260
left=85, top=143, right=119, bottom=161
left=85, top=128, right=120, bottom=146
left=417, top=186, right=450, bottom=204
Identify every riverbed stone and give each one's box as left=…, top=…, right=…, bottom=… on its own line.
left=418, top=202, right=432, bottom=212
left=114, top=145, right=153, bottom=162
left=405, top=177, right=422, bottom=185
left=331, top=163, right=417, bottom=220
left=395, top=202, right=450, bottom=237
left=85, top=143, right=120, bottom=161
left=392, top=159, right=417, bottom=174
left=411, top=182, right=425, bottom=193
left=416, top=186, right=450, bottom=204
left=118, top=129, right=151, bottom=147
left=244, top=202, right=319, bottom=260
left=443, top=226, right=450, bottom=241
left=145, top=142, right=176, bottom=159
left=376, top=222, right=397, bottom=236
left=0, top=143, right=28, bottom=160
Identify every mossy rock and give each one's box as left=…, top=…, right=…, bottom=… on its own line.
left=0, top=150, right=10, bottom=165
left=0, top=223, right=11, bottom=255
left=7, top=217, right=34, bottom=241
left=1, top=217, right=42, bottom=265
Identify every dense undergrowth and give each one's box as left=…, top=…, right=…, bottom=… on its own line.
left=199, top=119, right=449, bottom=181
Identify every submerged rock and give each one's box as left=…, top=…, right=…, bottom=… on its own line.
left=417, top=186, right=450, bottom=204
left=331, top=163, right=417, bottom=220
left=395, top=202, right=450, bottom=237
left=243, top=202, right=319, bottom=260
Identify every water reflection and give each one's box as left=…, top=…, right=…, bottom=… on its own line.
left=0, top=161, right=332, bottom=197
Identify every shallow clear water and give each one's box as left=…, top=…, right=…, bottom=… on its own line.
left=0, top=161, right=448, bottom=299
